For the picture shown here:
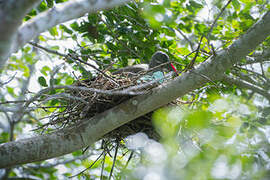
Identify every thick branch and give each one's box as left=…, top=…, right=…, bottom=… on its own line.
left=0, top=11, right=270, bottom=168
left=0, top=0, right=40, bottom=68
left=9, top=0, right=130, bottom=64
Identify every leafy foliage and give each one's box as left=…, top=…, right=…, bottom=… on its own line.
left=1, top=0, right=270, bottom=179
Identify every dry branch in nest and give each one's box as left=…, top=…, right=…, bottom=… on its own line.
left=41, top=71, right=176, bottom=141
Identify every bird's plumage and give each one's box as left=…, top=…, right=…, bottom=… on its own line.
left=113, top=51, right=175, bottom=75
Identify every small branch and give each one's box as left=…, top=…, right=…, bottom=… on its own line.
left=29, top=42, right=118, bottom=84
left=243, top=48, right=270, bottom=64
left=0, top=105, right=18, bottom=112
left=184, top=36, right=204, bottom=71
left=234, top=66, right=267, bottom=84
left=176, top=28, right=194, bottom=51
left=40, top=93, right=90, bottom=105
left=69, top=149, right=111, bottom=178
left=100, top=151, right=106, bottom=180
left=124, top=151, right=134, bottom=169
left=0, top=73, right=17, bottom=87
left=25, top=153, right=91, bottom=169
left=0, top=100, right=28, bottom=105
left=207, top=0, right=233, bottom=38
left=109, top=141, right=119, bottom=180
left=222, top=75, right=270, bottom=101
left=11, top=0, right=131, bottom=58
left=29, top=41, right=65, bottom=56
left=231, top=70, right=263, bottom=88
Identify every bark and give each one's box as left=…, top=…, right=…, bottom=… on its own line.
left=0, top=11, right=270, bottom=168
left=0, top=0, right=40, bottom=68
left=0, top=0, right=130, bottom=68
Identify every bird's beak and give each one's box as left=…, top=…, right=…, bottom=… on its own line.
left=170, top=63, right=178, bottom=75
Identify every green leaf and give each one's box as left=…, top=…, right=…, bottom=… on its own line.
left=37, top=1, right=48, bottom=12
left=50, top=45, right=59, bottom=51
left=39, top=35, right=47, bottom=42
left=70, top=22, right=80, bottom=31
left=6, top=86, right=15, bottom=96
left=49, top=27, right=58, bottom=37
left=46, top=0, right=54, bottom=8
left=41, top=66, right=51, bottom=76
left=38, top=76, right=48, bottom=87
left=60, top=24, right=73, bottom=34
left=239, top=0, right=255, bottom=3
left=232, top=0, right=240, bottom=11
left=0, top=132, right=9, bottom=143
left=185, top=110, right=212, bottom=129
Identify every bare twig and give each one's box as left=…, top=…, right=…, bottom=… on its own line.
left=234, top=66, right=267, bottom=84
left=109, top=140, right=119, bottom=180
left=25, top=85, right=148, bottom=107
left=124, top=151, right=134, bottom=169
left=231, top=69, right=263, bottom=87
left=184, top=36, right=204, bottom=71
left=0, top=73, right=17, bottom=87
left=29, top=42, right=118, bottom=84
left=69, top=150, right=105, bottom=178
left=222, top=75, right=270, bottom=101
left=176, top=28, right=194, bottom=50
left=100, top=151, right=106, bottom=180
left=207, top=0, right=233, bottom=38
left=0, top=100, right=28, bottom=105
left=26, top=153, right=92, bottom=169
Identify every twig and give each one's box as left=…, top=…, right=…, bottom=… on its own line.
left=40, top=93, right=89, bottom=105
left=0, top=100, right=28, bottom=105
left=69, top=150, right=105, bottom=178
left=26, top=153, right=91, bottom=169
left=29, top=42, right=118, bottom=85
left=231, top=69, right=263, bottom=87
left=109, top=140, right=119, bottom=180
left=100, top=18, right=143, bottom=60
left=190, top=71, right=220, bottom=92
left=27, top=105, right=67, bottom=109
left=26, top=85, right=148, bottom=107
left=124, top=151, right=134, bottom=169
left=69, top=53, right=119, bottom=85
left=234, top=66, right=267, bottom=83
left=184, top=36, right=204, bottom=71
left=222, top=75, right=270, bottom=101
left=29, top=41, right=66, bottom=56
left=0, top=72, right=17, bottom=87
left=100, top=151, right=106, bottom=180
left=176, top=28, right=194, bottom=50
left=207, top=0, right=233, bottom=38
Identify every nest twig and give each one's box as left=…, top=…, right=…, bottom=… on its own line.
left=39, top=71, right=175, bottom=140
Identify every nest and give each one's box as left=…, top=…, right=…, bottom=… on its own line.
left=42, top=71, right=175, bottom=141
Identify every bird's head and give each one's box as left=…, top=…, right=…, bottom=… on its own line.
left=149, top=51, right=177, bottom=73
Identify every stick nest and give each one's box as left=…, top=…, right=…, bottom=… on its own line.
left=44, top=72, right=166, bottom=140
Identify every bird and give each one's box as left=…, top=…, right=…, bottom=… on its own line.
left=113, top=51, right=177, bottom=77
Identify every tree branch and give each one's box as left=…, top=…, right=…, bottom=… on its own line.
left=0, top=11, right=270, bottom=168
left=222, top=75, right=270, bottom=101
left=9, top=0, right=130, bottom=64
left=0, top=0, right=40, bottom=68
left=244, top=48, right=270, bottom=64
left=207, top=0, right=233, bottom=39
